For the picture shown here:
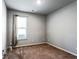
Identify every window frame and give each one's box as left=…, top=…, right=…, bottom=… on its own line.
left=14, top=15, right=28, bottom=40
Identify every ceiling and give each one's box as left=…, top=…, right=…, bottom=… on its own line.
left=5, top=0, right=76, bottom=15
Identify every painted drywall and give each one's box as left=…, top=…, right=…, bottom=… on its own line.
left=2, top=0, right=7, bottom=55
left=7, top=10, right=46, bottom=46
left=47, top=1, right=77, bottom=54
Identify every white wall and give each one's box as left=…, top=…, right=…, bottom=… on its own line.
left=7, top=10, right=46, bottom=46
left=47, top=1, right=77, bottom=55
left=2, top=0, right=7, bottom=55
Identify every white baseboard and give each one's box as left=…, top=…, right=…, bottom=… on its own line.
left=15, top=42, right=46, bottom=47
left=47, top=42, right=77, bottom=56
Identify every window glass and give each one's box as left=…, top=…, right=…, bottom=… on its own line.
left=16, top=16, right=27, bottom=40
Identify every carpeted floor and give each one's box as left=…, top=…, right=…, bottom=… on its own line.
left=4, top=43, right=77, bottom=59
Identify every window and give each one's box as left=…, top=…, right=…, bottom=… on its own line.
left=16, top=16, right=27, bottom=40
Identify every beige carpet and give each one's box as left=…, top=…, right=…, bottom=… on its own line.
left=4, top=43, right=77, bottom=59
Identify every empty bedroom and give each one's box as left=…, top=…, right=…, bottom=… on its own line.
left=2, top=0, right=77, bottom=59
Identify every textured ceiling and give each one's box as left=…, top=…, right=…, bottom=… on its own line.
left=5, top=0, right=76, bottom=15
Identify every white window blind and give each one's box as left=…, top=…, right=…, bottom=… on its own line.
left=16, top=16, right=27, bottom=40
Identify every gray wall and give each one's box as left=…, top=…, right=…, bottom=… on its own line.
left=47, top=1, right=77, bottom=54
left=7, top=10, right=46, bottom=46
left=2, top=0, right=7, bottom=54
